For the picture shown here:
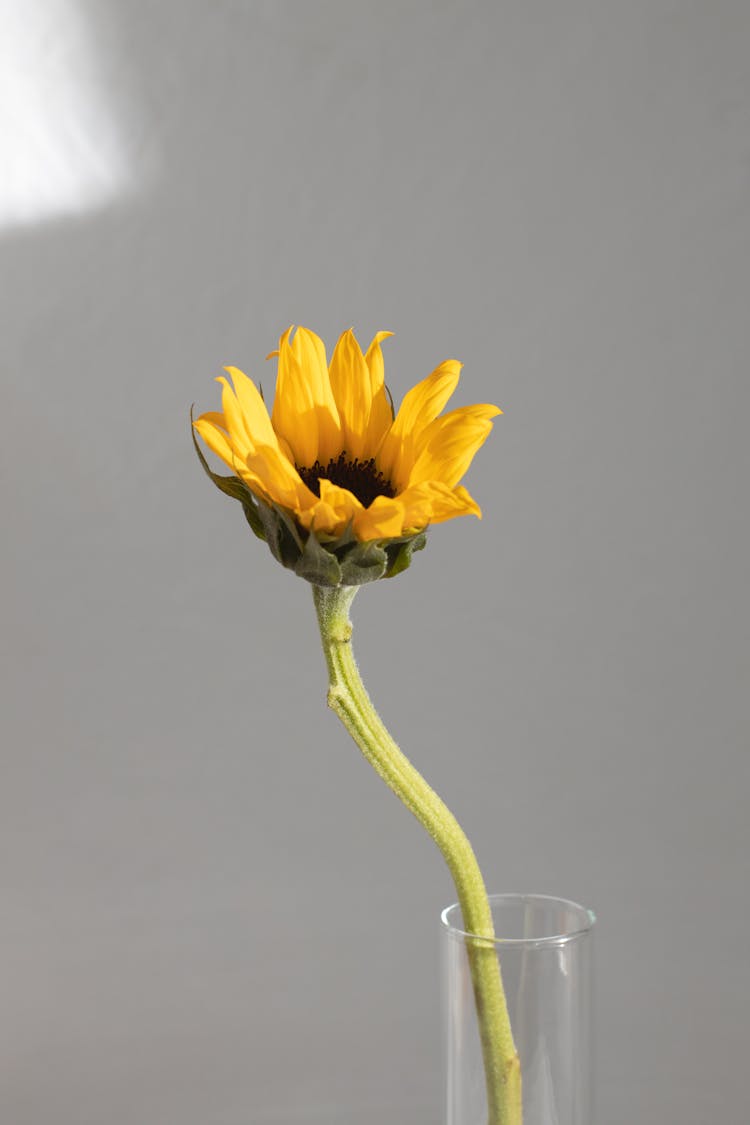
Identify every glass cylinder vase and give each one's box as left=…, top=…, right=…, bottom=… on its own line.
left=441, top=893, right=595, bottom=1125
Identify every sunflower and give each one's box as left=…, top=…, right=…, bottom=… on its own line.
left=192, top=326, right=501, bottom=586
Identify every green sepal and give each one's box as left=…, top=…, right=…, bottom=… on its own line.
left=295, top=529, right=343, bottom=586
left=384, top=531, right=427, bottom=578
left=255, top=499, right=303, bottom=569
left=191, top=409, right=266, bottom=541
left=337, top=539, right=388, bottom=585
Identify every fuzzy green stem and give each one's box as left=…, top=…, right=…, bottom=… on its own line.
left=312, top=584, right=522, bottom=1125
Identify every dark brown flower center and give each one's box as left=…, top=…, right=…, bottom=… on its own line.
left=298, top=452, right=396, bottom=508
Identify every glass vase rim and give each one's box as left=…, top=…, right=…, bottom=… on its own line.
left=440, top=892, right=596, bottom=948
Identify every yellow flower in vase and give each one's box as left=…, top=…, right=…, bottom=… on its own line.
left=192, top=326, right=500, bottom=585
left=192, top=326, right=522, bottom=1125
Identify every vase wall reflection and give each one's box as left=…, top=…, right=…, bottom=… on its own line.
left=441, top=894, right=595, bottom=1125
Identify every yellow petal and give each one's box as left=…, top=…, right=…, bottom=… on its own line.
left=449, top=484, right=482, bottom=520
left=296, top=486, right=355, bottom=537
left=214, top=377, right=251, bottom=453
left=364, top=331, right=393, bottom=393
left=223, top=366, right=278, bottom=449
left=399, top=481, right=481, bottom=529
left=377, top=359, right=462, bottom=488
left=290, top=327, right=342, bottom=463
left=296, top=501, right=340, bottom=537
left=196, top=410, right=229, bottom=433
left=193, top=414, right=236, bottom=473
left=270, top=327, right=320, bottom=468
left=391, top=484, right=434, bottom=530
left=243, top=443, right=315, bottom=510
left=364, top=331, right=395, bottom=451
left=277, top=434, right=296, bottom=465
left=408, top=405, right=501, bottom=490
left=318, top=478, right=364, bottom=521
left=353, top=495, right=405, bottom=540
left=295, top=480, right=363, bottom=539
left=328, top=329, right=372, bottom=461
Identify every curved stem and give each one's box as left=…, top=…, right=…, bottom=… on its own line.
left=312, top=584, right=522, bottom=1125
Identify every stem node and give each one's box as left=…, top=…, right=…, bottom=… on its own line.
left=327, top=685, right=344, bottom=711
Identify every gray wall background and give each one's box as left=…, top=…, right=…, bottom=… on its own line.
left=2, top=2, right=748, bottom=1123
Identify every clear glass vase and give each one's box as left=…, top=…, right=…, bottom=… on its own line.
left=441, top=893, right=595, bottom=1125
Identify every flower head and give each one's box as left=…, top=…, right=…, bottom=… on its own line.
left=193, top=327, right=501, bottom=585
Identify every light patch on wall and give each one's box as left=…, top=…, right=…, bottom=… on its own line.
left=0, top=0, right=142, bottom=230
